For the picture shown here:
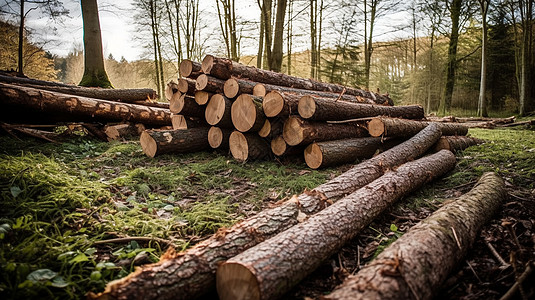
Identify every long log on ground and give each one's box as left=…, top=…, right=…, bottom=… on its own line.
left=216, top=150, right=457, bottom=300
left=196, top=74, right=226, bottom=93
left=205, top=94, right=233, bottom=128
left=104, top=123, right=145, bottom=141
left=283, top=116, right=368, bottom=146
left=92, top=124, right=442, bottom=300
left=140, top=127, right=210, bottom=158
left=433, top=135, right=483, bottom=153
left=0, top=83, right=171, bottom=126
left=304, top=137, right=399, bottom=169
left=231, top=94, right=266, bottom=132
left=179, top=59, right=202, bottom=78
left=201, top=55, right=392, bottom=105
left=208, top=126, right=232, bottom=149
left=298, top=96, right=424, bottom=121
left=165, top=81, right=178, bottom=101
left=169, top=93, right=205, bottom=117
left=177, top=78, right=196, bottom=95
left=368, top=117, right=468, bottom=138
left=229, top=131, right=271, bottom=161
left=194, top=91, right=214, bottom=105
left=325, top=172, right=505, bottom=300
left=171, top=115, right=207, bottom=130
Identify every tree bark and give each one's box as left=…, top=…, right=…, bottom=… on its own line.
left=231, top=94, right=266, bottom=132
left=258, top=118, right=283, bottom=138
left=0, top=83, right=171, bottom=126
left=201, top=55, right=393, bottom=105
left=325, top=172, right=505, bottom=300
left=104, top=123, right=145, bottom=141
left=171, top=114, right=207, bottom=130
left=92, top=124, right=442, bottom=300
left=298, top=96, right=424, bottom=121
left=165, top=80, right=179, bottom=101
left=179, top=59, right=202, bottom=78
left=440, top=0, right=462, bottom=115
left=270, top=135, right=303, bottom=156
left=367, top=117, right=468, bottom=138
left=304, top=137, right=398, bottom=169
left=433, top=135, right=483, bottom=153
left=208, top=126, right=232, bottom=149
left=140, top=127, right=210, bottom=158
left=477, top=0, right=489, bottom=117
left=223, top=78, right=260, bottom=99
left=169, top=93, right=205, bottom=118
left=194, top=91, right=214, bottom=105
left=205, top=94, right=234, bottom=128
left=195, top=74, right=226, bottom=93
left=256, top=82, right=372, bottom=104
left=178, top=78, right=196, bottom=95
left=269, top=0, right=287, bottom=72
left=216, top=150, right=457, bottom=300
left=283, top=116, right=368, bottom=146
left=263, top=91, right=300, bottom=117
left=229, top=131, right=271, bottom=161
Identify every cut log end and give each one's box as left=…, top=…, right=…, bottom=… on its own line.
left=231, top=94, right=258, bottom=132
left=263, top=91, right=284, bottom=117
left=201, top=55, right=215, bottom=74
left=304, top=143, right=322, bottom=169
left=368, top=118, right=386, bottom=137
left=229, top=131, right=249, bottom=161
left=253, top=84, right=266, bottom=97
left=224, top=78, right=240, bottom=98
left=196, top=74, right=208, bottom=90
left=171, top=114, right=187, bottom=130
left=205, top=94, right=226, bottom=125
left=169, top=93, right=186, bottom=114
left=195, top=91, right=211, bottom=105
left=271, top=136, right=287, bottom=156
left=208, top=126, right=224, bottom=148
left=140, top=131, right=157, bottom=158
left=298, top=95, right=316, bottom=119
left=178, top=78, right=189, bottom=93
left=282, top=117, right=304, bottom=146
left=216, top=262, right=260, bottom=300
left=258, top=119, right=271, bottom=138
left=179, top=60, right=193, bottom=77
left=165, top=81, right=178, bottom=101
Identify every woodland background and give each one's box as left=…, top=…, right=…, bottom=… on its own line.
left=0, top=0, right=533, bottom=116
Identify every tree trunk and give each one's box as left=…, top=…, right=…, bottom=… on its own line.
left=79, top=0, right=112, bottom=88
left=178, top=78, right=196, bottom=95
left=440, top=0, right=461, bottom=115
left=92, top=124, right=442, bottom=300
left=17, top=0, right=25, bottom=75
left=367, top=117, right=468, bottom=138
left=270, top=135, right=304, bottom=156
left=194, top=91, right=214, bottom=105
left=104, top=123, right=145, bottom=141
left=169, top=93, right=205, bottom=117
left=304, top=137, right=398, bottom=169
left=171, top=114, right=207, bottom=130
left=165, top=81, right=179, bottom=101
left=258, top=118, right=283, bottom=138
left=433, top=135, right=483, bottom=153
left=477, top=0, right=489, bottom=117
left=231, top=94, right=266, bottom=132
left=298, top=96, right=424, bottom=121
left=269, top=0, right=287, bottom=72
left=205, top=94, right=234, bottom=128
left=140, top=127, right=210, bottom=158
left=0, top=83, right=171, bottom=126
left=201, top=55, right=392, bottom=105
left=196, top=74, right=226, bottom=93
left=223, top=78, right=267, bottom=99
left=179, top=59, right=202, bottom=78
left=262, top=91, right=300, bottom=117
left=208, top=126, right=232, bottom=149
left=216, top=150, right=457, bottom=300
left=283, top=116, right=368, bottom=146
left=325, top=172, right=505, bottom=300
left=229, top=131, right=271, bottom=161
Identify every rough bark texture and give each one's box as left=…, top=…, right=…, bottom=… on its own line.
left=195, top=74, right=226, bottom=93
left=304, top=137, right=397, bottom=169
left=258, top=118, right=284, bottom=138
left=201, top=55, right=392, bottom=105
left=194, top=91, right=214, bottom=105
left=231, top=94, right=266, bottom=132
left=104, top=123, right=145, bottom=141
left=216, top=150, right=457, bottom=300
left=94, top=124, right=443, bottom=300
left=171, top=115, right=207, bottom=130
left=298, top=96, right=424, bottom=121
left=433, top=135, right=483, bottom=153
left=205, top=94, right=234, bottom=128
left=325, top=172, right=505, bottom=300
left=283, top=116, right=368, bottom=146
left=368, top=117, right=468, bottom=138
left=0, top=83, right=171, bottom=126
left=140, top=127, right=210, bottom=158
left=178, top=78, right=196, bottom=95
left=179, top=59, right=202, bottom=78
left=208, top=126, right=232, bottom=149
left=262, top=91, right=300, bottom=117
left=229, top=131, right=271, bottom=161
left=224, top=78, right=258, bottom=99
left=169, top=93, right=205, bottom=118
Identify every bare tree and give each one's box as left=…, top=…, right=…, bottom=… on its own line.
left=477, top=0, right=489, bottom=117
left=256, top=0, right=287, bottom=71
left=216, top=0, right=239, bottom=61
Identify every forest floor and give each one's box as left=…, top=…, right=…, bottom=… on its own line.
left=0, top=125, right=534, bottom=299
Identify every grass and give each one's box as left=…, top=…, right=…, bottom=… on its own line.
left=0, top=124, right=533, bottom=299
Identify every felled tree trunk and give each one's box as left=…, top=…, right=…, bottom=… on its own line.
left=368, top=117, right=468, bottom=138
left=258, top=118, right=284, bottom=138
left=270, top=135, right=305, bottom=156
left=169, top=93, right=205, bottom=118
left=139, top=127, right=210, bottom=158
left=91, top=125, right=443, bottom=300
left=196, top=74, right=226, bottom=93
left=104, top=123, right=145, bottom=141
left=262, top=91, right=301, bottom=117
left=229, top=131, right=271, bottom=161
left=283, top=116, right=368, bottom=146
left=179, top=59, right=202, bottom=78
left=165, top=81, right=178, bottom=101
left=205, top=94, right=233, bottom=128
left=208, top=126, right=232, bottom=149
left=194, top=91, right=213, bottom=105
left=171, top=115, right=207, bottom=130
left=298, top=96, right=424, bottom=121
left=231, top=94, right=266, bottom=132
left=254, top=82, right=372, bottom=104
left=216, top=150, right=457, bottom=300
left=177, top=78, right=196, bottom=95
left=325, top=172, right=505, bottom=300
left=0, top=83, right=171, bottom=126
left=433, top=135, right=483, bottom=153
left=223, top=78, right=261, bottom=99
